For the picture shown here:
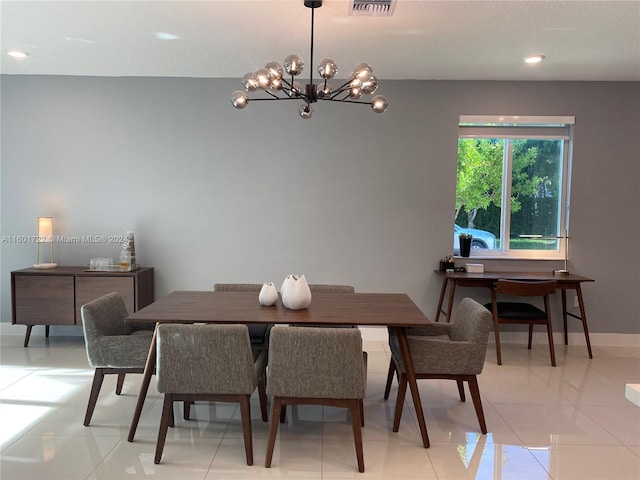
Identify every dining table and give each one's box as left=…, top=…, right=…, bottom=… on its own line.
left=125, top=290, right=434, bottom=447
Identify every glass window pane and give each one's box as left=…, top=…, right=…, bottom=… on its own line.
left=455, top=138, right=502, bottom=253
left=508, top=139, right=563, bottom=251
left=456, top=116, right=572, bottom=259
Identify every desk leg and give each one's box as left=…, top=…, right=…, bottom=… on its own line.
left=445, top=280, right=457, bottom=324
left=395, top=327, right=430, bottom=448
left=127, top=324, right=158, bottom=442
left=576, top=285, right=593, bottom=359
left=561, top=289, right=569, bottom=346
left=435, top=277, right=449, bottom=322
left=560, top=285, right=593, bottom=359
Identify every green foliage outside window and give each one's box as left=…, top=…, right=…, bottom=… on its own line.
left=456, top=137, right=563, bottom=251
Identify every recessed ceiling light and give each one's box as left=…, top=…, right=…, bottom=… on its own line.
left=6, top=49, right=29, bottom=59
left=155, top=32, right=179, bottom=40
left=524, top=54, right=545, bottom=64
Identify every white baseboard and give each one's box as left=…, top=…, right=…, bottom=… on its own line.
left=493, top=330, right=640, bottom=348
left=0, top=322, right=82, bottom=339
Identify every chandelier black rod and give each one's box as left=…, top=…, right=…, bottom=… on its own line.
left=263, top=90, right=280, bottom=99
left=320, top=98, right=378, bottom=105
left=330, top=79, right=355, bottom=95
left=241, top=97, right=303, bottom=102
left=328, top=87, right=353, bottom=101
left=242, top=96, right=376, bottom=106
left=309, top=5, right=315, bottom=92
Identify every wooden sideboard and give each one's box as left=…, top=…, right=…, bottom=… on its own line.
left=11, top=266, right=154, bottom=347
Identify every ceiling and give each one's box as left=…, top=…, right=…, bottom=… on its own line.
left=1, top=0, right=639, bottom=81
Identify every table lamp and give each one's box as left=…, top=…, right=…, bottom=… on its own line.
left=33, top=216, right=57, bottom=269
left=519, top=230, right=570, bottom=275
left=553, top=229, right=570, bottom=275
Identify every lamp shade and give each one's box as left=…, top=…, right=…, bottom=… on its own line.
left=37, top=217, right=53, bottom=242
left=34, top=216, right=57, bottom=269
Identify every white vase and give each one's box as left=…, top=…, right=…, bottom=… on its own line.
left=258, top=282, right=278, bottom=306
left=281, top=274, right=312, bottom=310
left=281, top=274, right=295, bottom=297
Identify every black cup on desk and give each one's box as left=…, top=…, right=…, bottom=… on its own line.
left=439, top=261, right=455, bottom=272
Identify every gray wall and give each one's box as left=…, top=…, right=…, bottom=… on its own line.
left=1, top=76, right=639, bottom=336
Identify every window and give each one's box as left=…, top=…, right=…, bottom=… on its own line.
left=455, top=115, right=574, bottom=259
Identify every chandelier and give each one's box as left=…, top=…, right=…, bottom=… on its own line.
left=230, top=0, right=388, bottom=119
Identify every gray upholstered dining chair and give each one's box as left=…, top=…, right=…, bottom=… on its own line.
left=308, top=284, right=355, bottom=294
left=287, top=283, right=366, bottom=425
left=280, top=283, right=368, bottom=427
left=300, top=284, right=356, bottom=328
left=81, top=292, right=153, bottom=426
left=212, top=283, right=270, bottom=419
left=265, top=326, right=366, bottom=473
left=213, top=283, right=271, bottom=348
left=384, top=297, right=492, bottom=440
left=154, top=323, right=267, bottom=465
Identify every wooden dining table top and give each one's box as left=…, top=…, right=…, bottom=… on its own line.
left=125, top=290, right=431, bottom=328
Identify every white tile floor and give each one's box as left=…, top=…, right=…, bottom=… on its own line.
left=1, top=332, right=639, bottom=480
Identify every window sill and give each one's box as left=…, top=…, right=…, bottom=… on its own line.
left=455, top=255, right=563, bottom=261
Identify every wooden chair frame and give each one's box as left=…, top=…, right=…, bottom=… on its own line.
left=84, top=367, right=143, bottom=426
left=266, top=396, right=364, bottom=473
left=264, top=326, right=366, bottom=472
left=489, top=279, right=557, bottom=366
left=384, top=360, right=487, bottom=435
left=155, top=392, right=254, bottom=465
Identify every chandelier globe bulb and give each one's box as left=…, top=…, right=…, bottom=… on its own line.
left=353, top=63, right=373, bottom=81
left=254, top=68, right=272, bottom=89
left=299, top=103, right=314, bottom=119
left=371, top=95, right=388, bottom=113
left=292, top=81, right=304, bottom=97
left=317, top=58, right=337, bottom=79
left=317, top=83, right=332, bottom=98
left=270, top=78, right=283, bottom=91
left=242, top=72, right=259, bottom=92
left=265, top=61, right=284, bottom=80
left=361, top=74, right=379, bottom=94
left=231, top=91, right=249, bottom=109
left=349, top=86, right=362, bottom=99
left=284, top=54, right=305, bottom=76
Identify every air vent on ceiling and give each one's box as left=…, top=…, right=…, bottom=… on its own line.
left=349, top=0, right=396, bottom=16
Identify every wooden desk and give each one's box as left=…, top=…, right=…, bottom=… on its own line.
left=435, top=271, right=594, bottom=358
left=125, top=291, right=433, bottom=448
